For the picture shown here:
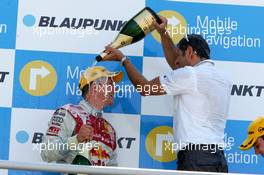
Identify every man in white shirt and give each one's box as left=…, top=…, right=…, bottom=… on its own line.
left=102, top=16, right=231, bottom=172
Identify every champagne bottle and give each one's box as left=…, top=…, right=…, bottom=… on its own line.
left=95, top=7, right=161, bottom=62
left=70, top=148, right=91, bottom=175
left=70, top=155, right=91, bottom=175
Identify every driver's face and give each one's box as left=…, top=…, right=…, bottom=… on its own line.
left=254, top=137, right=264, bottom=157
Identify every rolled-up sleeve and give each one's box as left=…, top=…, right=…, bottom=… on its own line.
left=159, top=66, right=197, bottom=95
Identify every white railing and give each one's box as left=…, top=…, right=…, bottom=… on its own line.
left=0, top=160, right=248, bottom=175
left=0, top=160, right=246, bottom=175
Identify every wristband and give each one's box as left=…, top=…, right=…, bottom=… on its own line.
left=120, top=56, right=128, bottom=66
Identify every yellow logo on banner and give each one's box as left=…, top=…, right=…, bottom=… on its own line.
left=20, top=60, right=57, bottom=96
left=152, top=10, right=187, bottom=44
left=145, top=126, right=176, bottom=162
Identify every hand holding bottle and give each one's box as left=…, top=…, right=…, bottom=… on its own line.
left=153, top=15, right=168, bottom=35
left=77, top=125, right=94, bottom=143
left=102, top=46, right=125, bottom=62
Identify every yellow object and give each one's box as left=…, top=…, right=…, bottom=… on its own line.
left=145, top=126, right=176, bottom=162
left=240, top=117, right=264, bottom=150
left=79, top=66, right=123, bottom=91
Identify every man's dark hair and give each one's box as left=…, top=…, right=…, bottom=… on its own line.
left=261, top=135, right=264, bottom=140
left=177, top=34, right=210, bottom=60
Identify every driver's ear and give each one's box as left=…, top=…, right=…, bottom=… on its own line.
left=185, top=46, right=193, bottom=57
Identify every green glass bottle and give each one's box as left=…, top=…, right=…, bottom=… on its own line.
left=95, top=7, right=161, bottom=62
left=70, top=151, right=91, bottom=175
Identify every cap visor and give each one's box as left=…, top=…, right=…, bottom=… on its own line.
left=107, top=71, right=123, bottom=83
left=239, top=136, right=256, bottom=150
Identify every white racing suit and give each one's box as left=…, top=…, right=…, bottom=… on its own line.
left=40, top=100, right=117, bottom=167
